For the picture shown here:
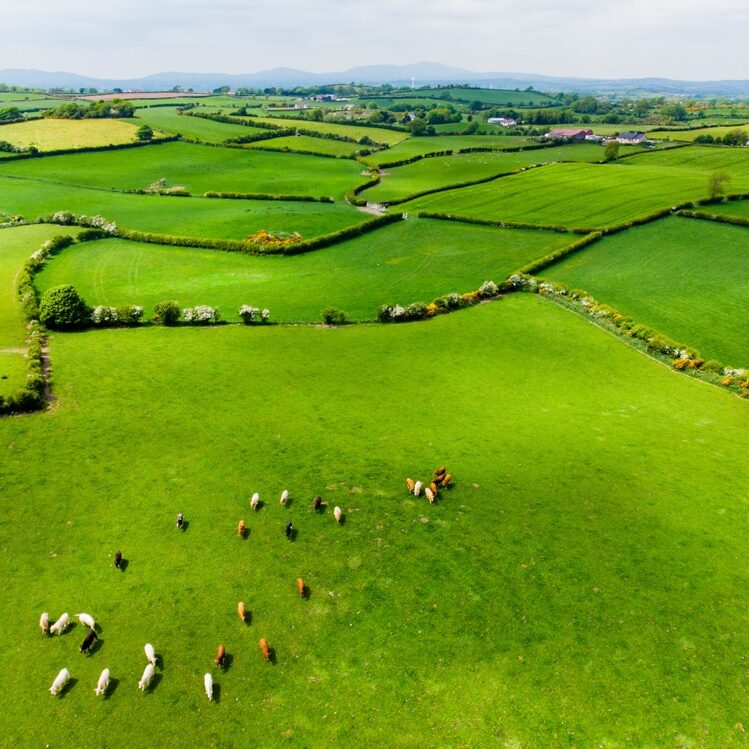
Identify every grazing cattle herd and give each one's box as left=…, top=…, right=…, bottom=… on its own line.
left=41, top=472, right=453, bottom=700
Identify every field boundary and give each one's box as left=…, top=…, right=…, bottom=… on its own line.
left=0, top=134, right=179, bottom=161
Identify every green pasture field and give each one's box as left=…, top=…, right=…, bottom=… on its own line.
left=550, top=122, right=658, bottom=136
left=541, top=215, right=749, bottom=366
left=365, top=143, right=608, bottom=204
left=0, top=177, right=368, bottom=240
left=2, top=296, right=749, bottom=746
left=401, top=161, right=724, bottom=230
left=0, top=97, right=66, bottom=112
left=244, top=135, right=362, bottom=158
left=390, top=87, right=557, bottom=106
left=0, top=118, right=142, bottom=151
left=702, top=198, right=749, bottom=219
left=0, top=141, right=364, bottom=200
left=649, top=125, right=749, bottom=142
left=134, top=107, right=269, bottom=143
left=360, top=135, right=536, bottom=167
left=623, top=145, right=749, bottom=179
left=249, top=116, right=409, bottom=145
left=357, top=96, right=471, bottom=110
left=35, top=217, right=570, bottom=322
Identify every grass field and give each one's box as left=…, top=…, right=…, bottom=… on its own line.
left=0, top=141, right=364, bottom=200
left=401, top=161, right=720, bottom=229
left=244, top=135, right=362, bottom=158
left=623, top=145, right=749, bottom=178
left=0, top=118, right=142, bottom=151
left=1, top=296, right=749, bottom=746
left=249, top=116, right=409, bottom=145
left=389, top=87, right=558, bottom=106
left=365, top=144, right=608, bottom=204
left=649, top=125, right=749, bottom=142
left=134, top=107, right=269, bottom=143
left=0, top=177, right=368, bottom=240
left=702, top=199, right=749, bottom=219
left=34, top=218, right=570, bottom=322
left=0, top=96, right=67, bottom=112
left=541, top=215, right=749, bottom=366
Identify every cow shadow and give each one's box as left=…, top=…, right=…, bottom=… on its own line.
left=337, top=514, right=347, bottom=526
left=87, top=637, right=104, bottom=656
left=267, top=648, right=277, bottom=665
left=118, top=558, right=129, bottom=572
left=242, top=611, right=253, bottom=627
left=179, top=521, right=190, bottom=532
left=103, top=678, right=120, bottom=700
left=289, top=528, right=298, bottom=542
left=58, top=621, right=77, bottom=637
left=222, top=653, right=234, bottom=673
left=59, top=677, right=77, bottom=697
left=147, top=673, right=163, bottom=693
left=284, top=497, right=294, bottom=509
left=212, top=682, right=221, bottom=703
left=300, top=586, right=310, bottom=600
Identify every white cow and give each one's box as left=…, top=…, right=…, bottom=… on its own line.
left=39, top=612, right=50, bottom=636
left=413, top=481, right=422, bottom=497
left=95, top=668, right=110, bottom=696
left=250, top=492, right=260, bottom=510
left=50, top=612, right=69, bottom=636
left=333, top=506, right=342, bottom=524
left=204, top=673, right=213, bottom=701
left=76, top=613, right=96, bottom=630
left=138, top=663, right=155, bottom=691
left=425, top=487, right=435, bottom=504
left=280, top=489, right=289, bottom=507
left=144, top=643, right=157, bottom=666
left=49, top=668, right=70, bottom=696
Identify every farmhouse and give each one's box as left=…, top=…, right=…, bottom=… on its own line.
left=545, top=128, right=594, bottom=141
left=487, top=117, right=517, bottom=127
left=617, top=131, right=646, bottom=145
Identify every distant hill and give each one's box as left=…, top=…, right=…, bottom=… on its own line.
left=2, top=63, right=749, bottom=97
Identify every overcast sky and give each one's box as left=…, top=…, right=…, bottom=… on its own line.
left=2, top=0, right=747, bottom=80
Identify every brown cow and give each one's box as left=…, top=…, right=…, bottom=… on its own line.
left=237, top=519, right=246, bottom=537
left=440, top=473, right=452, bottom=488
left=429, top=481, right=439, bottom=496
left=434, top=466, right=446, bottom=477
left=215, top=644, right=226, bottom=668
left=405, top=478, right=415, bottom=493
left=237, top=601, right=247, bottom=623
left=296, top=578, right=305, bottom=597
left=259, top=638, right=271, bottom=662
left=313, top=496, right=323, bottom=511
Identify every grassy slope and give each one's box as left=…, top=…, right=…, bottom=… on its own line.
left=134, top=108, right=268, bottom=143
left=1, top=297, right=748, bottom=747
left=541, top=216, right=749, bottom=366
left=0, top=141, right=364, bottom=200
left=35, top=218, right=570, bottom=322
left=0, top=178, right=368, bottom=241
left=705, top=199, right=749, bottom=219
left=0, top=119, right=140, bottom=151
left=250, top=116, right=409, bottom=145
left=623, top=145, right=749, bottom=177
left=244, top=135, right=361, bottom=158
left=401, top=161, right=718, bottom=229
left=649, top=125, right=749, bottom=142
left=390, top=87, right=556, bottom=106
left=365, top=144, right=607, bottom=204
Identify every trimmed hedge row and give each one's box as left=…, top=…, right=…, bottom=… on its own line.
left=516, top=232, right=603, bottom=275
left=346, top=174, right=381, bottom=206
left=0, top=322, right=46, bottom=415
left=677, top=208, right=749, bottom=228
left=246, top=143, right=355, bottom=160
left=417, top=211, right=575, bottom=234
left=204, top=191, right=334, bottom=203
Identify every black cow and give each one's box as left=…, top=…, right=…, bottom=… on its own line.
left=80, top=629, right=97, bottom=654
left=176, top=513, right=184, bottom=529
left=114, top=550, right=122, bottom=568
left=313, top=496, right=323, bottom=511
left=284, top=521, right=293, bottom=540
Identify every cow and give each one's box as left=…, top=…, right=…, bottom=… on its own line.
left=413, top=481, right=422, bottom=497
left=114, top=551, right=122, bottom=569
left=250, top=492, right=260, bottom=510
left=258, top=638, right=271, bottom=662
left=425, top=487, right=435, bottom=504
left=237, top=519, right=246, bottom=537
left=138, top=663, right=155, bottom=691
left=77, top=613, right=96, bottom=630
left=95, top=668, right=110, bottom=696
left=313, top=496, right=323, bottom=511
left=215, top=644, right=226, bottom=668
left=80, top=629, right=97, bottom=655
left=50, top=613, right=69, bottom=636
left=49, top=668, right=70, bottom=696
left=237, top=601, right=247, bottom=623
left=40, top=612, right=50, bottom=636
left=333, top=506, right=342, bottom=524
left=429, top=481, right=439, bottom=496
left=440, top=473, right=452, bottom=488
left=284, top=521, right=293, bottom=540
left=434, top=466, right=446, bottom=478
left=204, top=672, right=213, bottom=701
left=405, top=478, right=415, bottom=493
left=176, top=513, right=184, bottom=529
left=296, top=578, right=305, bottom=597
left=280, top=489, right=289, bottom=507
left=145, top=643, right=157, bottom=666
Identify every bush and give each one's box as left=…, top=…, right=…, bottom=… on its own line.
left=321, top=308, right=348, bottom=325
left=478, top=280, right=499, bottom=298
left=182, top=305, right=220, bottom=324
left=39, top=285, right=90, bottom=330
left=238, top=305, right=269, bottom=324
left=153, top=300, right=181, bottom=326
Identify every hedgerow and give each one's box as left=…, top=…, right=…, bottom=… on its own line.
left=0, top=321, right=46, bottom=415
left=204, top=191, right=333, bottom=203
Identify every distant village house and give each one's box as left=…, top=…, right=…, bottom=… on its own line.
left=617, top=132, right=646, bottom=145
left=545, top=128, right=594, bottom=141
left=487, top=117, right=517, bottom=127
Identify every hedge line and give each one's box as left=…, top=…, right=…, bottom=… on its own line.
left=204, top=191, right=334, bottom=203
left=677, top=208, right=749, bottom=228
left=0, top=322, right=46, bottom=415
left=516, top=232, right=603, bottom=275
left=346, top=173, right=381, bottom=206
left=416, top=211, right=575, bottom=234
left=1, top=135, right=179, bottom=161
left=245, top=143, right=354, bottom=160
left=224, top=129, right=295, bottom=145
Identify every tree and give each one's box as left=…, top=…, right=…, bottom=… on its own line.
left=721, top=129, right=748, bottom=146
left=662, top=103, right=687, bottom=121
left=136, top=124, right=153, bottom=141
left=707, top=172, right=731, bottom=200
left=39, top=285, right=91, bottom=330
left=603, top=141, right=620, bottom=162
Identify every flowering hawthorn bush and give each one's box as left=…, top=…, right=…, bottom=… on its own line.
left=182, top=305, right=220, bottom=324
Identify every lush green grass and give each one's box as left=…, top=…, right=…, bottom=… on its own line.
left=649, top=125, right=749, bottom=142
left=250, top=116, right=409, bottom=145
left=244, top=135, right=362, bottom=158
left=703, top=199, right=749, bottom=219
left=134, top=107, right=268, bottom=143
left=623, top=145, right=749, bottom=179
left=365, top=144, right=608, bottom=204
left=0, top=177, right=368, bottom=241
left=2, top=296, right=749, bottom=746
left=361, top=135, right=537, bottom=167
left=0, top=119, right=142, bottom=151
left=0, top=96, right=67, bottom=112
left=0, top=141, right=364, bottom=200
left=34, top=217, right=570, bottom=322
left=390, top=87, right=558, bottom=106
left=401, top=161, right=724, bottom=229
left=541, top=215, right=749, bottom=366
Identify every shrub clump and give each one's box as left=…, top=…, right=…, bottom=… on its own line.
left=183, top=305, right=220, bottom=324
left=39, top=285, right=91, bottom=330
left=153, top=300, right=181, bottom=326
left=239, top=305, right=270, bottom=324
left=321, top=308, right=348, bottom=325
left=90, top=305, right=144, bottom=327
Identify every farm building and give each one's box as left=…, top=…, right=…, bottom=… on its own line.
left=617, top=132, right=646, bottom=145
left=487, top=117, right=517, bottom=127
left=545, top=128, right=594, bottom=141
